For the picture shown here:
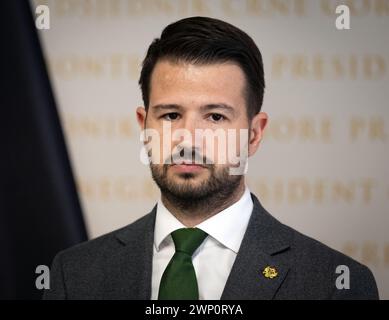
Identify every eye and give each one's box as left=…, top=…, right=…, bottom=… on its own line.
left=162, top=112, right=180, bottom=121
left=208, top=113, right=226, bottom=122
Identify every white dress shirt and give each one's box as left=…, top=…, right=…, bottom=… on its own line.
left=151, top=186, right=254, bottom=300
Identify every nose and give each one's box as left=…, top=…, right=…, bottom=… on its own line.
left=178, top=147, right=200, bottom=160
left=171, top=113, right=204, bottom=161
left=181, top=113, right=198, bottom=136
left=177, top=113, right=200, bottom=146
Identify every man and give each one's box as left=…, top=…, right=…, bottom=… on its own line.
left=44, top=17, right=379, bottom=300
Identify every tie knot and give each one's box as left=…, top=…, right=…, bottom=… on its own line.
left=171, top=228, right=208, bottom=256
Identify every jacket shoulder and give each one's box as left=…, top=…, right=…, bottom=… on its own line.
left=43, top=211, right=155, bottom=299
left=59, top=211, right=154, bottom=261
left=280, top=223, right=379, bottom=299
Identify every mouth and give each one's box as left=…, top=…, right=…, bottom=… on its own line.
left=170, top=162, right=207, bottom=173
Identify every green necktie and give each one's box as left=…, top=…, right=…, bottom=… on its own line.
left=158, top=228, right=208, bottom=300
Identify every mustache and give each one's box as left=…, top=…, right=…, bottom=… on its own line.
left=164, top=148, right=214, bottom=166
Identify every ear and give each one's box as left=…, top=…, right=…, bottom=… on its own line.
left=136, top=106, right=147, bottom=130
left=248, top=112, right=268, bottom=157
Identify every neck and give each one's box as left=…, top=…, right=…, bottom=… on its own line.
left=161, top=179, right=246, bottom=227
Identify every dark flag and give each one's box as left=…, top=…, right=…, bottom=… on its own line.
left=0, top=0, right=88, bottom=299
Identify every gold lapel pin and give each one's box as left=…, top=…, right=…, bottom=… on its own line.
left=262, top=266, right=278, bottom=279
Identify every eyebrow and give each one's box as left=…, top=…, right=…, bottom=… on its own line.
left=151, top=104, right=182, bottom=113
left=151, top=103, right=237, bottom=116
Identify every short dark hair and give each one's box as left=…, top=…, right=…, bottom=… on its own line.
left=139, top=16, right=265, bottom=120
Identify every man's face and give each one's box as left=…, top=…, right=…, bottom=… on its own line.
left=137, top=60, right=267, bottom=200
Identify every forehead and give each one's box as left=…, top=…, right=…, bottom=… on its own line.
left=149, top=60, right=246, bottom=106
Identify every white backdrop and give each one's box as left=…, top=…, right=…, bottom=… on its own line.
left=32, top=0, right=389, bottom=299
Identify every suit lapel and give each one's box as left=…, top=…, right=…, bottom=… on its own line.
left=107, top=205, right=157, bottom=299
left=221, top=193, right=292, bottom=300
left=105, top=193, right=292, bottom=300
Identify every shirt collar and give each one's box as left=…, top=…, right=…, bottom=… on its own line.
left=154, top=186, right=253, bottom=254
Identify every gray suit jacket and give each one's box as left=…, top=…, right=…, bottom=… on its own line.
left=43, top=193, right=379, bottom=300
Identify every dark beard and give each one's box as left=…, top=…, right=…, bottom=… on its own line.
left=150, top=163, right=243, bottom=213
